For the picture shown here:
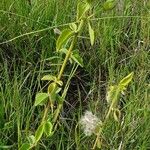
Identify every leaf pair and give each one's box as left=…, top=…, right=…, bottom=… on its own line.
left=48, top=82, right=62, bottom=102
left=20, top=121, right=53, bottom=150
left=107, top=72, right=134, bottom=104
left=34, top=75, right=63, bottom=106
left=106, top=72, right=134, bottom=121
left=35, top=120, right=53, bottom=143
left=34, top=84, right=61, bottom=106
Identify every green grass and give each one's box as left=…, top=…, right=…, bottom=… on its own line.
left=0, top=0, right=150, bottom=149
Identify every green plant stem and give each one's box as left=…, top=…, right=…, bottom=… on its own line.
left=17, top=114, right=21, bottom=149
left=52, top=20, right=85, bottom=124
left=53, top=103, right=63, bottom=126
left=92, top=105, right=113, bottom=149
left=57, top=35, right=77, bottom=80
left=92, top=90, right=120, bottom=149
left=105, top=89, right=120, bottom=121
left=40, top=35, right=78, bottom=129
left=36, top=20, right=84, bottom=149
left=41, top=104, right=50, bottom=123
left=52, top=35, right=77, bottom=123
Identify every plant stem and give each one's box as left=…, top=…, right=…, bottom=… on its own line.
left=52, top=35, right=77, bottom=124
left=57, top=35, right=77, bottom=80
left=40, top=35, right=77, bottom=127
left=39, top=20, right=84, bottom=145
left=92, top=89, right=120, bottom=149
left=41, top=104, right=50, bottom=123
left=52, top=20, right=85, bottom=124
left=52, top=103, right=62, bottom=125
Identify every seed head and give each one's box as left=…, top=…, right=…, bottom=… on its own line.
left=80, top=111, right=99, bottom=136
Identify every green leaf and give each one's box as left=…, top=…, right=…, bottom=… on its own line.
left=71, top=50, right=84, bottom=67
left=28, top=135, right=35, bottom=145
left=44, top=121, right=53, bottom=137
left=48, top=82, right=62, bottom=102
left=88, top=22, right=94, bottom=46
left=35, top=123, right=45, bottom=143
left=106, top=85, right=117, bottom=104
left=55, top=87, right=62, bottom=94
left=113, top=109, right=121, bottom=122
left=48, top=82, right=56, bottom=94
left=103, top=0, right=117, bottom=11
left=77, top=1, right=90, bottom=20
left=34, top=93, right=49, bottom=106
left=107, top=85, right=121, bottom=109
left=69, top=23, right=77, bottom=32
left=41, top=75, right=56, bottom=81
left=41, top=75, right=63, bottom=86
left=119, top=72, right=134, bottom=90
left=56, top=29, right=74, bottom=51
left=19, top=143, right=30, bottom=150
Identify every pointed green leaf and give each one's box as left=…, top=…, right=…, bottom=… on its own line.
left=103, top=0, right=117, bottom=11
left=35, top=123, right=45, bottom=143
left=77, top=1, right=90, bottom=20
left=44, top=121, right=53, bottom=137
left=71, top=50, right=83, bottom=67
left=34, top=93, right=49, bottom=106
left=56, top=29, right=74, bottom=51
left=88, top=22, right=94, bottom=46
left=119, top=72, right=134, bottom=89
left=19, top=143, right=30, bottom=150
left=41, top=75, right=56, bottom=81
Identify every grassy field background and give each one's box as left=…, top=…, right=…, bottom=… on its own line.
left=0, top=0, right=150, bottom=149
